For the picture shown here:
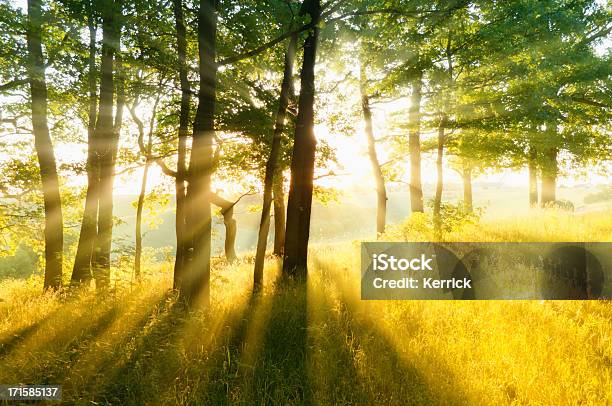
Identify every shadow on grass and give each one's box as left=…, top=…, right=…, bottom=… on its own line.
left=317, top=261, right=473, bottom=405
left=0, top=317, right=50, bottom=358
left=0, top=303, right=122, bottom=386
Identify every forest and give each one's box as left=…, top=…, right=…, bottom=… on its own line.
left=0, top=0, right=611, bottom=404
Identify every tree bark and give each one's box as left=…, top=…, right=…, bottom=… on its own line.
left=462, top=160, right=473, bottom=212
left=27, top=0, right=64, bottom=290
left=408, top=70, right=424, bottom=213
left=433, top=117, right=445, bottom=236
left=282, top=0, right=321, bottom=277
left=172, top=0, right=189, bottom=290
left=182, top=0, right=217, bottom=305
left=253, top=34, right=297, bottom=290
left=71, top=4, right=98, bottom=285
left=211, top=194, right=238, bottom=263
left=133, top=94, right=160, bottom=280
left=528, top=146, right=538, bottom=207
left=359, top=65, right=387, bottom=236
left=272, top=171, right=286, bottom=256
left=541, top=147, right=558, bottom=206
left=134, top=160, right=149, bottom=280
left=92, top=0, right=121, bottom=289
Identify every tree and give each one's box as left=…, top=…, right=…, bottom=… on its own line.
left=283, top=0, right=321, bottom=276
left=26, top=0, right=64, bottom=290
left=181, top=0, right=217, bottom=305
left=359, top=62, right=387, bottom=235
left=253, top=33, right=297, bottom=290
left=71, top=0, right=123, bottom=289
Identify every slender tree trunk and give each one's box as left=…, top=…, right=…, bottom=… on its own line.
left=541, top=147, right=558, bottom=206
left=133, top=95, right=159, bottom=280
left=92, top=0, right=121, bottom=289
left=528, top=146, right=539, bottom=207
left=359, top=66, right=387, bottom=236
left=253, top=34, right=297, bottom=290
left=27, top=0, right=63, bottom=290
left=134, top=160, right=149, bottom=280
left=172, top=0, right=190, bottom=290
left=433, top=117, right=445, bottom=236
left=462, top=160, right=473, bottom=212
left=182, top=0, right=217, bottom=305
left=272, top=172, right=286, bottom=256
left=282, top=0, right=321, bottom=277
left=408, top=70, right=424, bottom=213
left=211, top=194, right=238, bottom=263
left=72, top=7, right=98, bottom=285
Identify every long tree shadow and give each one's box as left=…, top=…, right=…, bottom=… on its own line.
left=0, top=317, right=50, bottom=358
left=52, top=291, right=178, bottom=400
left=92, top=285, right=258, bottom=405
left=0, top=303, right=122, bottom=386
left=237, top=275, right=309, bottom=405
left=89, top=295, right=190, bottom=404
left=317, top=261, right=472, bottom=405
left=186, top=275, right=306, bottom=405
left=0, top=291, right=95, bottom=359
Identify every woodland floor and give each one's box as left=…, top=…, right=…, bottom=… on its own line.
left=0, top=210, right=611, bottom=405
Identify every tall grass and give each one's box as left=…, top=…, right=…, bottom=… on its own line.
left=0, top=210, right=610, bottom=405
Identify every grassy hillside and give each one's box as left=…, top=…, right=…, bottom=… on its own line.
left=0, top=210, right=611, bottom=405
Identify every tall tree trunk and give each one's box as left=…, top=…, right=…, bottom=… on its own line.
left=133, top=95, right=159, bottom=280
left=92, top=0, right=121, bottom=289
left=541, top=147, right=558, bottom=206
left=27, top=0, right=63, bottom=290
left=182, top=0, right=217, bottom=305
left=433, top=117, right=445, bottom=236
left=253, top=34, right=297, bottom=290
left=211, top=194, right=238, bottom=263
left=359, top=66, right=387, bottom=236
left=134, top=160, right=150, bottom=280
left=172, top=0, right=189, bottom=290
left=282, top=0, right=321, bottom=277
left=462, top=160, right=473, bottom=212
left=408, top=70, right=424, bottom=213
left=71, top=6, right=98, bottom=285
left=272, top=171, right=286, bottom=256
left=528, top=146, right=538, bottom=207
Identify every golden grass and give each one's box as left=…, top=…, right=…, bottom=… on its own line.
left=0, top=210, right=610, bottom=405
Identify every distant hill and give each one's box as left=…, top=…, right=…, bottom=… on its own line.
left=112, top=183, right=609, bottom=254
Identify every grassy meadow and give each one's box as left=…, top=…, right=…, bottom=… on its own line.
left=0, top=210, right=611, bottom=405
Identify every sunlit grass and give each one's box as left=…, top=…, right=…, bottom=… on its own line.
left=0, top=210, right=610, bottom=404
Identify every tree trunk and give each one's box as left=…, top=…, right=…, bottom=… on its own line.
left=462, top=160, right=473, bottom=212
left=433, top=117, right=445, bottom=236
left=172, top=0, right=189, bottom=290
left=253, top=34, right=297, bottom=290
left=182, top=0, right=217, bottom=305
left=408, top=70, right=424, bottom=213
left=133, top=94, right=159, bottom=280
left=282, top=0, right=321, bottom=277
left=71, top=6, right=98, bottom=285
left=272, top=172, right=286, bottom=256
left=359, top=66, right=387, bottom=236
left=541, top=147, right=558, bottom=206
left=92, top=0, right=121, bottom=289
left=27, top=0, right=64, bottom=290
left=528, top=146, right=538, bottom=207
left=134, top=160, right=149, bottom=280
left=210, top=194, right=238, bottom=263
